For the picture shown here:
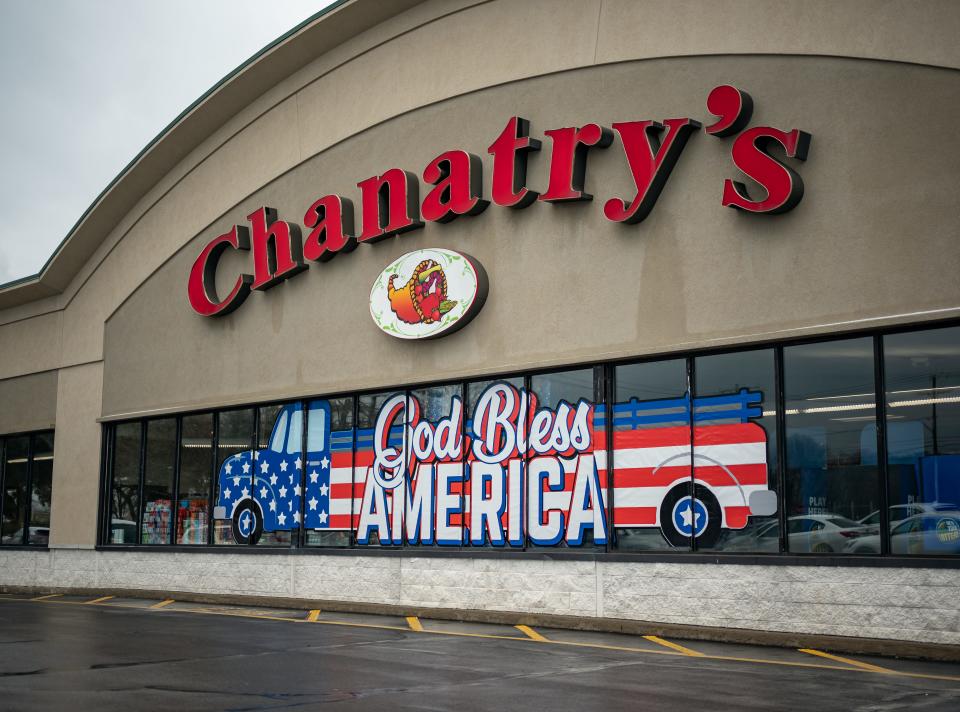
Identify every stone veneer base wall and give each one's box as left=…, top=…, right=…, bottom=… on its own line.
left=1, top=549, right=957, bottom=645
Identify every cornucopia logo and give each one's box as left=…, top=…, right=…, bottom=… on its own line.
left=369, top=249, right=487, bottom=340
left=387, top=259, right=456, bottom=325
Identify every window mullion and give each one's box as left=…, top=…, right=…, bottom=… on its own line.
left=875, top=335, right=891, bottom=556
left=774, top=346, right=788, bottom=554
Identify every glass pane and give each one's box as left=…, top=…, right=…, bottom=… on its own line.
left=466, top=377, right=524, bottom=547
left=883, top=326, right=960, bottom=555
left=528, top=369, right=605, bottom=549
left=141, top=418, right=176, bottom=545
left=176, top=414, right=212, bottom=545
left=213, top=408, right=254, bottom=545
left=109, top=423, right=141, bottom=544
left=2, top=437, right=29, bottom=544
left=354, top=392, right=404, bottom=547
left=254, top=403, right=297, bottom=546
left=694, top=349, right=779, bottom=552
left=305, top=397, right=353, bottom=547
left=612, top=359, right=691, bottom=551
left=28, top=432, right=54, bottom=545
left=408, top=384, right=463, bottom=547
left=783, top=338, right=879, bottom=553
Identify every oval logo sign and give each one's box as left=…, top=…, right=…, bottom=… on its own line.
left=369, top=249, right=488, bottom=340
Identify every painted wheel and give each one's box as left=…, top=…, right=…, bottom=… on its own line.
left=232, top=500, right=263, bottom=545
left=660, top=484, right=722, bottom=548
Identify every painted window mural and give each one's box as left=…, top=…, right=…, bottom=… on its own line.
left=100, top=324, right=960, bottom=557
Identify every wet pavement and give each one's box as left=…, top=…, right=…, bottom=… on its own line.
left=0, top=592, right=958, bottom=711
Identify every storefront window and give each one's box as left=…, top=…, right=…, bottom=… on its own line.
left=466, top=377, right=524, bottom=547
left=141, top=418, right=176, bottom=544
left=305, top=397, right=353, bottom=547
left=1, top=436, right=29, bottom=545
left=883, top=326, right=960, bottom=555
left=214, top=408, right=255, bottom=545
left=529, top=369, right=604, bottom=549
left=408, top=384, right=463, bottom=547
left=28, top=433, right=54, bottom=546
left=109, top=422, right=141, bottom=544
left=783, top=338, right=880, bottom=553
left=355, top=392, right=402, bottom=547
left=694, top=349, right=779, bottom=553
left=94, top=324, right=960, bottom=559
left=177, top=414, right=212, bottom=545
left=613, top=359, right=690, bottom=551
left=254, top=403, right=297, bottom=546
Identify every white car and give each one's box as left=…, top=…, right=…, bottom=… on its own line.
left=858, top=503, right=958, bottom=530
left=846, top=509, right=960, bottom=555
left=723, top=514, right=871, bottom=553
left=1, top=526, right=50, bottom=545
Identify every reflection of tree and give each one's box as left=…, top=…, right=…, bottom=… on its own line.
left=357, top=394, right=393, bottom=428
left=1, top=493, right=21, bottom=534
left=32, top=462, right=53, bottom=509
left=1, top=464, right=27, bottom=536
left=111, top=486, right=139, bottom=522
left=329, top=399, right=354, bottom=431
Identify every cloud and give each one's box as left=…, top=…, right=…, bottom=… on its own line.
left=0, top=248, right=11, bottom=284
left=0, top=0, right=327, bottom=284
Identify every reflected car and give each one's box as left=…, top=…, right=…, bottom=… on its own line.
left=723, top=514, right=871, bottom=553
left=108, top=519, right=138, bottom=545
left=858, top=503, right=959, bottom=530
left=1, top=526, right=50, bottom=545
left=845, top=511, right=960, bottom=555
left=615, top=528, right=679, bottom=551
left=714, top=519, right=781, bottom=551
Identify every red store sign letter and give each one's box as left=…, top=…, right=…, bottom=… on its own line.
left=187, top=226, right=253, bottom=317
left=722, top=126, right=811, bottom=214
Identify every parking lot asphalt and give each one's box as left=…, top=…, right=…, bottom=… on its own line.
left=1, top=592, right=958, bottom=711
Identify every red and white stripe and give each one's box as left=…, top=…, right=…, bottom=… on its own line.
left=340, top=421, right=768, bottom=535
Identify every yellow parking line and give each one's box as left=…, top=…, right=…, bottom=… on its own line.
left=86, top=595, right=115, bottom=605
left=307, top=609, right=321, bottom=622
left=3, top=596, right=958, bottom=683
left=516, top=625, right=548, bottom=642
left=644, top=635, right=705, bottom=657
left=799, top=648, right=892, bottom=673
left=406, top=616, right=424, bottom=632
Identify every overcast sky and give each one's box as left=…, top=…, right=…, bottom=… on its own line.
left=0, top=0, right=333, bottom=284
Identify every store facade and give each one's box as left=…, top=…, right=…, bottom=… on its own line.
left=1, top=0, right=959, bottom=646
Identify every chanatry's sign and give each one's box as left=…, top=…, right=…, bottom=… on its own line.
left=188, top=85, right=812, bottom=317
left=369, top=249, right=487, bottom=339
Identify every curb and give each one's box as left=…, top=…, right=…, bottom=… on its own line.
left=3, top=584, right=958, bottom=663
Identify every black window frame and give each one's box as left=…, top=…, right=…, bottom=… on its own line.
left=0, top=429, right=55, bottom=548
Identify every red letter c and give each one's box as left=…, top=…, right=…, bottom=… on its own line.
left=187, top=226, right=253, bottom=316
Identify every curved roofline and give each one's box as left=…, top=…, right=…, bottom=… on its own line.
left=0, top=0, right=423, bottom=307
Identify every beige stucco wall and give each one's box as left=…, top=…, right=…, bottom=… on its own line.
left=0, top=0, right=956, bottom=544
left=47, top=362, right=103, bottom=547
left=0, top=371, right=57, bottom=435
left=102, top=54, right=960, bottom=416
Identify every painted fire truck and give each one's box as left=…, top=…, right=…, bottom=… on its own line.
left=213, top=400, right=398, bottom=544
left=213, top=401, right=345, bottom=543
left=214, top=388, right=775, bottom=548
